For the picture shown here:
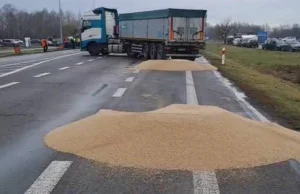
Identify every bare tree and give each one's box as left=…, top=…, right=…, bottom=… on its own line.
left=215, top=17, right=232, bottom=43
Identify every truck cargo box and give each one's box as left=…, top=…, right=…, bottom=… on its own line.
left=119, top=8, right=207, bottom=43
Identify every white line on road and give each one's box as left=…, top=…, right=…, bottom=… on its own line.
left=186, top=71, right=198, bottom=105
left=0, top=82, right=20, bottom=90
left=193, top=171, right=220, bottom=194
left=24, top=161, right=72, bottom=194
left=213, top=71, right=269, bottom=122
left=97, top=57, right=103, bottom=59
left=0, top=52, right=81, bottom=78
left=185, top=70, right=220, bottom=194
left=133, top=69, right=140, bottom=74
left=112, top=88, right=127, bottom=97
left=33, top=72, right=50, bottom=78
left=76, top=62, right=84, bottom=65
left=0, top=57, right=54, bottom=68
left=59, top=66, right=70, bottom=70
left=125, top=77, right=135, bottom=82
left=87, top=59, right=94, bottom=62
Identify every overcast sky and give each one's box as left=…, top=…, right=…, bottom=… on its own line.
left=1, top=0, right=298, bottom=26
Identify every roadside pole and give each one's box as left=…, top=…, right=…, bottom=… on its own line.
left=59, top=0, right=63, bottom=44
left=222, top=47, right=226, bottom=65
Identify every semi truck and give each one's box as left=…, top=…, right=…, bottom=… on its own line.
left=80, top=7, right=207, bottom=61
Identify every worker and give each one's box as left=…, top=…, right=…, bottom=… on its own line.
left=71, top=37, right=75, bottom=49
left=41, top=39, right=48, bottom=52
left=76, top=37, right=80, bottom=48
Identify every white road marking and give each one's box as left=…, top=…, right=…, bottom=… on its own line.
left=97, top=57, right=103, bottom=59
left=112, top=88, right=127, bottom=97
left=0, top=57, right=54, bottom=68
left=0, top=53, right=81, bottom=78
left=33, top=72, right=50, bottom=78
left=186, top=70, right=220, bottom=194
left=193, top=171, right=220, bottom=194
left=186, top=71, right=198, bottom=105
left=76, top=62, right=84, bottom=65
left=213, top=71, right=269, bottom=122
left=125, top=77, right=135, bottom=82
left=24, top=161, right=72, bottom=194
left=87, top=59, right=94, bottom=62
left=59, top=66, right=70, bottom=70
left=0, top=82, right=20, bottom=90
left=133, top=69, right=140, bottom=74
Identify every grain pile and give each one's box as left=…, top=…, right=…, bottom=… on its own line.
left=45, top=104, right=300, bottom=171
left=133, top=60, right=217, bottom=71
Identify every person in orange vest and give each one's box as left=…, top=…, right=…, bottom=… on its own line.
left=41, top=39, right=48, bottom=52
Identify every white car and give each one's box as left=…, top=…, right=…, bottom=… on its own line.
left=233, top=38, right=241, bottom=46
left=14, top=39, right=24, bottom=44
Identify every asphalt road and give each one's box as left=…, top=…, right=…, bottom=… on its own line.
left=0, top=50, right=299, bottom=194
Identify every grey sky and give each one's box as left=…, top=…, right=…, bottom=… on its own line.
left=1, top=0, right=298, bottom=26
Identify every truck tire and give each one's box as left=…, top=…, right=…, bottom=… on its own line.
left=149, top=43, right=157, bottom=59
left=88, top=43, right=100, bottom=56
left=187, top=57, right=196, bottom=61
left=126, top=46, right=136, bottom=57
left=143, top=44, right=149, bottom=59
left=156, top=44, right=166, bottom=60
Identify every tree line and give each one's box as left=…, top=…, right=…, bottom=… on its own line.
left=0, top=4, right=81, bottom=40
left=207, top=18, right=300, bottom=43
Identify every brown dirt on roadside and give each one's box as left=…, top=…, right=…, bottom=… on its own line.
left=133, top=60, right=217, bottom=71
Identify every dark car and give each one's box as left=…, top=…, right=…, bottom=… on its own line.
left=262, top=38, right=290, bottom=51
left=31, top=39, right=41, bottom=44
left=284, top=39, right=300, bottom=52
left=1, top=39, right=20, bottom=47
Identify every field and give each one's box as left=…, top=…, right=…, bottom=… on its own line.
left=202, top=43, right=300, bottom=130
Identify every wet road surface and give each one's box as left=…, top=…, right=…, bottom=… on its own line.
left=0, top=51, right=299, bottom=194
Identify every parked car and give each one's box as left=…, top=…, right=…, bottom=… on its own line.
left=47, top=40, right=53, bottom=46
left=1, top=39, right=20, bottom=47
left=31, top=39, right=41, bottom=44
left=282, top=36, right=297, bottom=41
left=226, top=36, right=234, bottom=45
left=284, top=39, right=300, bottom=52
left=14, top=39, right=24, bottom=45
left=240, top=35, right=258, bottom=48
left=262, top=38, right=290, bottom=51
left=233, top=38, right=241, bottom=46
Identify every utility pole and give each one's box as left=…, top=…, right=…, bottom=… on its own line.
left=59, top=0, right=63, bottom=43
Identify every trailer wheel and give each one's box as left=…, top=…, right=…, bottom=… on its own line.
left=88, top=43, right=100, bottom=56
left=156, top=44, right=166, bottom=59
left=143, top=44, right=149, bottom=59
left=149, top=43, right=157, bottom=59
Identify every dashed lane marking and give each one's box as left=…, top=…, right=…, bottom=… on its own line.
left=186, top=71, right=198, bottom=105
left=133, top=69, right=140, bottom=74
left=24, top=161, right=72, bottom=194
left=185, top=70, right=220, bottom=194
left=0, top=53, right=81, bottom=78
left=125, top=77, right=135, bottom=82
left=97, top=57, right=103, bottom=59
left=59, top=67, right=70, bottom=70
left=112, top=88, right=127, bottom=97
left=33, top=72, right=50, bottom=78
left=87, top=59, right=94, bottom=62
left=0, top=82, right=20, bottom=90
left=193, top=171, right=220, bottom=194
left=76, top=62, right=84, bottom=65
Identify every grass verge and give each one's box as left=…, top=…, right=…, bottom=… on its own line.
left=202, top=45, right=300, bottom=130
left=0, top=48, right=60, bottom=58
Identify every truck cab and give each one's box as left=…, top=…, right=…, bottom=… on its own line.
left=81, top=7, right=119, bottom=56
